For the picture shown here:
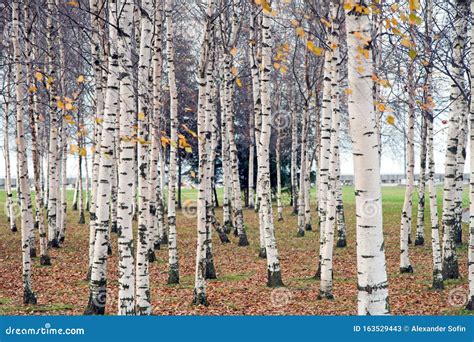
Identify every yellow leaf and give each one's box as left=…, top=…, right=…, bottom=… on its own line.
left=230, top=47, right=237, bottom=56
left=231, top=66, right=238, bottom=76
left=386, top=115, right=395, bottom=125
left=79, top=148, right=87, bottom=157
left=69, top=144, right=79, bottom=154
left=344, top=88, right=353, bottom=95
left=57, top=100, right=65, bottom=109
left=65, top=103, right=73, bottom=110
left=378, top=103, right=386, bottom=112
left=236, top=78, right=243, bottom=87
left=296, top=27, right=305, bottom=38
left=34, top=72, right=43, bottom=81
left=28, top=86, right=37, bottom=93
left=138, top=112, right=145, bottom=121
left=67, top=1, right=79, bottom=6
left=77, top=75, right=85, bottom=83
left=47, top=76, right=54, bottom=85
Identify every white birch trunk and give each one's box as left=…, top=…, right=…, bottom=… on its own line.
left=441, top=0, right=469, bottom=280
left=12, top=0, right=37, bottom=304
left=346, top=3, right=389, bottom=315
left=84, top=0, right=119, bottom=314
left=117, top=0, right=136, bottom=316
left=166, top=0, right=180, bottom=284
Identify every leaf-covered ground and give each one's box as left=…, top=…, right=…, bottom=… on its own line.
left=0, top=187, right=471, bottom=315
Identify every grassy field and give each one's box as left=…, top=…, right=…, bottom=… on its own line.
left=0, top=186, right=471, bottom=315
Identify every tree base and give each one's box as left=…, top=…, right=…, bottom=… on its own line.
left=40, top=255, right=51, bottom=266
left=205, top=260, right=217, bottom=280
left=59, top=236, right=65, bottom=243
left=238, top=234, right=249, bottom=246
left=278, top=214, right=284, bottom=222
left=223, top=222, right=232, bottom=235
left=154, top=241, right=161, bottom=250
left=107, top=242, right=112, bottom=256
left=317, top=291, right=334, bottom=300
left=466, top=297, right=474, bottom=311
left=218, top=231, right=231, bottom=243
left=161, top=233, right=168, bottom=245
left=23, top=288, right=37, bottom=305
left=400, top=265, right=414, bottom=273
left=110, top=221, right=118, bottom=234
left=267, top=270, right=284, bottom=287
left=48, top=238, right=60, bottom=249
left=432, top=278, right=444, bottom=290
left=336, top=238, right=347, bottom=248
left=305, top=223, right=312, bottom=231
left=414, top=236, right=424, bottom=246
left=34, top=221, right=39, bottom=230
left=10, top=224, right=17, bottom=233
left=408, top=234, right=412, bottom=244
left=233, top=228, right=239, bottom=237
left=148, top=249, right=157, bottom=263
left=84, top=292, right=105, bottom=315
left=168, top=265, right=180, bottom=284
left=30, top=247, right=37, bottom=258
left=86, top=267, right=91, bottom=281
left=72, top=203, right=78, bottom=211
left=314, top=264, right=321, bottom=279
left=296, top=229, right=305, bottom=237
left=192, top=290, right=209, bottom=306
left=442, top=256, right=460, bottom=279
left=78, top=212, right=86, bottom=224
left=258, top=247, right=267, bottom=258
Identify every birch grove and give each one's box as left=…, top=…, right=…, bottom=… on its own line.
left=1, top=0, right=474, bottom=316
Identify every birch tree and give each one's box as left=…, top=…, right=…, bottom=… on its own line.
left=345, top=0, right=389, bottom=315
left=166, top=0, right=180, bottom=284
left=117, top=0, right=136, bottom=316
left=441, top=0, right=469, bottom=280
left=85, top=0, right=119, bottom=314
left=12, top=0, right=37, bottom=305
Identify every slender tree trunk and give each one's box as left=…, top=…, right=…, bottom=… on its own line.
left=116, top=0, right=136, bottom=316
left=319, top=5, right=341, bottom=298
left=259, top=9, right=283, bottom=287
left=276, top=123, right=283, bottom=222
left=135, top=0, right=154, bottom=315
left=166, top=0, right=180, bottom=284
left=3, top=68, right=17, bottom=233
left=84, top=0, right=119, bottom=314
left=346, top=3, right=389, bottom=315
left=12, top=0, right=37, bottom=305
left=290, top=108, right=298, bottom=215
left=46, top=0, right=60, bottom=248
left=466, top=0, right=474, bottom=311
left=315, top=49, right=332, bottom=278
left=87, top=0, right=105, bottom=279
left=441, top=0, right=469, bottom=280
left=415, top=114, right=427, bottom=246
left=400, top=39, right=415, bottom=273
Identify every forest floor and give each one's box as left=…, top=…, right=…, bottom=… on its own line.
left=0, top=186, right=472, bottom=315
